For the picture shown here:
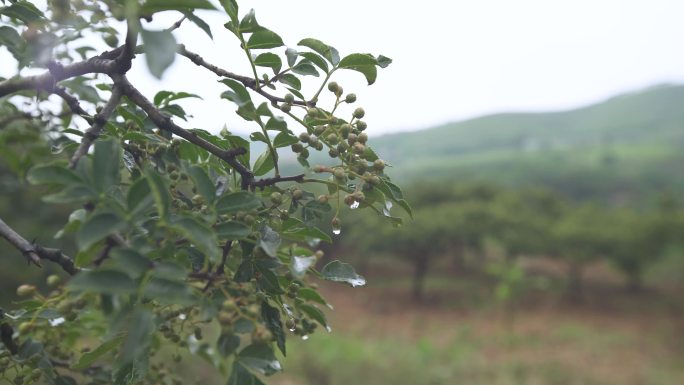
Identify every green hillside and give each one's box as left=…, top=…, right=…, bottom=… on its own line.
left=370, top=84, right=684, bottom=203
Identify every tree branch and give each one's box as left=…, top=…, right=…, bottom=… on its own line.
left=0, top=56, right=117, bottom=98
left=0, top=217, right=80, bottom=275
left=177, top=45, right=311, bottom=108
left=51, top=86, right=94, bottom=125
left=111, top=74, right=255, bottom=187
left=250, top=174, right=306, bottom=190
left=68, top=86, right=123, bottom=168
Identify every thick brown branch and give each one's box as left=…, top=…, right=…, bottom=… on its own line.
left=0, top=217, right=79, bottom=275
left=177, top=45, right=311, bottom=108
left=111, top=74, right=254, bottom=187
left=0, top=57, right=117, bottom=98
left=68, top=86, right=123, bottom=168
left=251, top=174, right=305, bottom=190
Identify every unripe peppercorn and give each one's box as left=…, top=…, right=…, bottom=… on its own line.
left=327, top=133, right=339, bottom=144
left=358, top=133, right=368, bottom=144
left=244, top=214, right=256, bottom=225
left=353, top=191, right=366, bottom=202
left=369, top=175, right=381, bottom=186
left=299, top=132, right=310, bottom=143
left=344, top=194, right=355, bottom=206
left=191, top=194, right=204, bottom=206
left=353, top=107, right=365, bottom=119
left=283, top=93, right=295, bottom=104
left=327, top=81, right=339, bottom=93
left=314, top=126, right=326, bottom=136
left=46, top=274, right=60, bottom=287
left=18, top=322, right=32, bottom=333
left=16, top=284, right=36, bottom=297
left=328, top=148, right=339, bottom=158
left=356, top=120, right=368, bottom=131
left=333, top=168, right=345, bottom=180
left=312, top=165, right=327, bottom=173
left=314, top=142, right=324, bottom=151
left=347, top=133, right=358, bottom=144
left=345, top=93, right=357, bottom=103
left=306, top=107, right=319, bottom=118
left=270, top=192, right=283, bottom=204
left=353, top=142, right=365, bottom=154
left=291, top=143, right=304, bottom=154
left=292, top=189, right=303, bottom=200
left=317, top=195, right=329, bottom=204
left=315, top=250, right=325, bottom=259
left=340, top=123, right=352, bottom=136
left=300, top=148, right=310, bottom=159
left=373, top=159, right=386, bottom=171
left=280, top=103, right=291, bottom=113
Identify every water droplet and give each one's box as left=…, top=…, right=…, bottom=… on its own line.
left=332, top=228, right=341, bottom=235
left=301, top=335, right=310, bottom=341
left=383, top=201, right=393, bottom=216
left=349, top=201, right=360, bottom=209
left=178, top=313, right=187, bottom=320
left=325, top=326, right=332, bottom=333
left=49, top=317, right=65, bottom=327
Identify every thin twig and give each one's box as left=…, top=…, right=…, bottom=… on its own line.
left=0, top=216, right=80, bottom=275
left=68, top=86, right=123, bottom=168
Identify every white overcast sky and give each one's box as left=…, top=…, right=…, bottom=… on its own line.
left=8, top=1, right=684, bottom=136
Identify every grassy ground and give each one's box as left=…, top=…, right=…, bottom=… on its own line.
left=270, top=261, right=684, bottom=385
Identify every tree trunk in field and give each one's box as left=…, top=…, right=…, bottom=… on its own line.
left=412, top=257, right=429, bottom=301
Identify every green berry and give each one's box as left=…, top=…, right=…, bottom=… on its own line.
left=280, top=103, right=291, bottom=113
left=353, top=107, right=365, bottom=119
left=299, top=132, right=310, bottom=143
left=333, top=168, right=345, bottom=180
left=16, top=284, right=36, bottom=297
left=328, top=148, right=339, bottom=158
left=283, top=93, right=295, bottom=104
left=358, top=133, right=368, bottom=144
left=317, top=195, right=329, bottom=204
left=46, top=274, right=60, bottom=287
left=292, top=189, right=304, bottom=200
left=345, top=93, right=357, bottom=103
left=270, top=192, right=283, bottom=204
left=373, top=159, right=386, bottom=171
left=291, top=143, right=304, bottom=153
left=327, top=133, right=339, bottom=144
left=327, top=82, right=339, bottom=93
left=314, top=126, right=326, bottom=136
left=356, top=120, right=368, bottom=131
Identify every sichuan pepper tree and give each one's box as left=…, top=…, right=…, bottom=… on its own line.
left=0, top=1, right=410, bottom=384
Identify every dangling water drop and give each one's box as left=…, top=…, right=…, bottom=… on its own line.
left=350, top=201, right=360, bottom=209
left=301, top=335, right=310, bottom=341
left=333, top=228, right=341, bottom=235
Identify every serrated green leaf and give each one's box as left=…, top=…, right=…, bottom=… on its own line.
left=144, top=167, right=170, bottom=219
left=252, top=150, right=274, bottom=176
left=92, top=138, right=121, bottom=192
left=216, top=191, right=262, bottom=214
left=254, top=52, right=282, bottom=74
left=76, top=213, right=126, bottom=251
left=215, top=221, right=252, bottom=240
left=73, top=336, right=124, bottom=371
left=27, top=164, right=81, bottom=185
left=140, top=29, right=176, bottom=79
left=186, top=165, right=215, bottom=204
left=68, top=270, right=136, bottom=294
left=170, top=216, right=219, bottom=262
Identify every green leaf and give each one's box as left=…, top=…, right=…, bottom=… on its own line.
left=299, top=304, right=327, bottom=328
left=298, top=52, right=328, bottom=73
left=220, top=0, right=239, bottom=24
left=27, top=164, right=81, bottom=185
left=68, top=270, right=136, bottom=294
left=237, top=343, right=281, bottom=376
left=273, top=131, right=298, bottom=148
left=140, top=29, right=176, bottom=79
left=110, top=249, right=153, bottom=279
left=43, top=185, right=96, bottom=204
left=217, top=333, right=240, bottom=357
left=254, top=52, right=282, bottom=74
left=261, top=302, right=286, bottom=355
left=278, top=73, right=301, bottom=90
left=252, top=150, right=274, bottom=176
left=114, top=309, right=154, bottom=385
left=170, top=216, right=220, bottom=262
left=297, top=287, right=329, bottom=307
left=186, top=165, right=215, bottom=204
left=282, top=218, right=332, bottom=243
left=298, top=38, right=340, bottom=65
left=291, top=61, right=319, bottom=77
left=376, top=54, right=392, bottom=68
left=215, top=221, right=252, bottom=240
left=284, top=48, right=298, bottom=67
left=126, top=177, right=153, bottom=214
left=144, top=167, right=170, bottom=219
left=302, top=201, right=331, bottom=226
left=92, top=138, right=121, bottom=192
left=265, top=116, right=287, bottom=131
left=0, top=1, right=45, bottom=24
left=140, top=0, right=216, bottom=14
left=73, top=336, right=124, bottom=371
left=246, top=28, right=284, bottom=50
left=320, top=260, right=366, bottom=287
left=239, top=8, right=260, bottom=33
left=0, top=26, right=23, bottom=58
left=143, top=277, right=195, bottom=305
left=182, top=11, right=213, bottom=39
left=76, top=213, right=126, bottom=251
left=220, top=79, right=255, bottom=118
left=216, top=192, right=262, bottom=214
left=338, top=53, right=378, bottom=85
left=258, top=226, right=281, bottom=257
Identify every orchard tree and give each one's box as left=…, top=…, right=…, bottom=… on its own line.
left=0, top=1, right=410, bottom=384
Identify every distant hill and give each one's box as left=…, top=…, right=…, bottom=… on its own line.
left=367, top=84, right=684, bottom=203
